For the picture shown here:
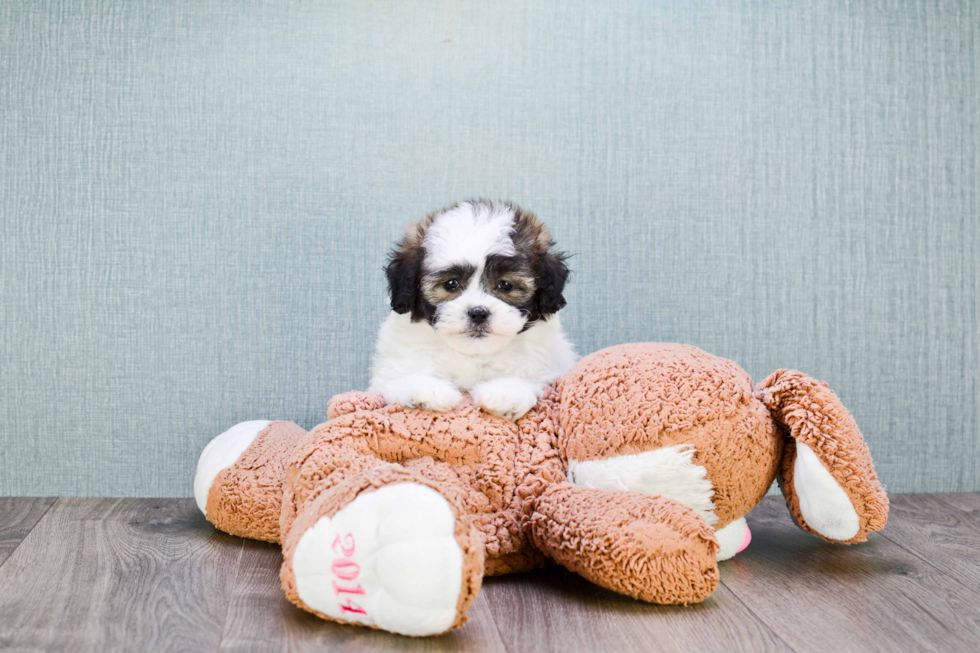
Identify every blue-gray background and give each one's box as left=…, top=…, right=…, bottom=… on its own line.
left=1, top=0, right=977, bottom=497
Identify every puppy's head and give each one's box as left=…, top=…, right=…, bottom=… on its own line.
left=385, top=200, right=569, bottom=355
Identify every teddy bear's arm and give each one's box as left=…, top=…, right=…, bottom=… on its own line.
left=327, top=391, right=388, bottom=420
left=755, top=370, right=889, bottom=544
left=525, top=483, right=719, bottom=605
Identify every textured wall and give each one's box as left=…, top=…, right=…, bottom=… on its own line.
left=1, top=0, right=977, bottom=496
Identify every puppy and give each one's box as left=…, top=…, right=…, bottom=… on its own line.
left=369, top=200, right=576, bottom=420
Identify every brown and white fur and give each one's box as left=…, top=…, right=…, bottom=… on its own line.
left=369, top=200, right=576, bottom=420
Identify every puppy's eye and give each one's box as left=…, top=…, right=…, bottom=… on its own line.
left=443, top=279, right=460, bottom=291
left=496, top=281, right=513, bottom=292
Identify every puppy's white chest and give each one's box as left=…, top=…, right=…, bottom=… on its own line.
left=433, top=348, right=512, bottom=390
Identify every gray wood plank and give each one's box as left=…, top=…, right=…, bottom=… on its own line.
left=0, top=498, right=244, bottom=652
left=218, top=538, right=508, bottom=652
left=0, top=497, right=57, bottom=568
left=879, top=494, right=980, bottom=596
left=721, top=496, right=980, bottom=653
left=483, top=566, right=789, bottom=653
left=934, top=492, right=980, bottom=516
left=4, top=494, right=979, bottom=652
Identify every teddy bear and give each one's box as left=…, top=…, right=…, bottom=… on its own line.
left=193, top=343, right=888, bottom=637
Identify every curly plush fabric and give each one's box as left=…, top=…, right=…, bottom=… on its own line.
left=206, top=420, right=308, bottom=543
left=560, top=344, right=781, bottom=528
left=280, top=395, right=556, bottom=575
left=198, top=342, right=889, bottom=636
left=526, top=484, right=719, bottom=604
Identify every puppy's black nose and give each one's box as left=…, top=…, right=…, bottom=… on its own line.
left=467, top=306, right=490, bottom=323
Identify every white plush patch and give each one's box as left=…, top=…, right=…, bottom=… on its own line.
left=193, top=420, right=270, bottom=515
left=292, top=483, right=464, bottom=637
left=715, top=517, right=749, bottom=561
left=793, top=442, right=861, bottom=540
left=568, top=445, right=717, bottom=526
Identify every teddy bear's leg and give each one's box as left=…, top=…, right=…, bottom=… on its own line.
left=279, top=466, right=485, bottom=637
left=279, top=438, right=396, bottom=541
left=755, top=370, right=889, bottom=544
left=526, top=483, right=719, bottom=604
left=194, top=420, right=309, bottom=542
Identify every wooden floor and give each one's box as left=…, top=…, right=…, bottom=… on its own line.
left=0, top=494, right=978, bottom=652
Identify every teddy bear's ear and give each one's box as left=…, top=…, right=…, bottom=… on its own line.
left=755, top=370, right=889, bottom=544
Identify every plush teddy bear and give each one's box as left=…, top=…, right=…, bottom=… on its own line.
left=194, top=343, right=888, bottom=637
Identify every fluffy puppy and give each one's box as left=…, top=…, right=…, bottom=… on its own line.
left=369, top=200, right=576, bottom=420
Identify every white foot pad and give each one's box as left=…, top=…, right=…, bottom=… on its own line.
left=715, top=517, right=751, bottom=561
left=292, top=483, right=464, bottom=636
left=194, top=420, right=270, bottom=515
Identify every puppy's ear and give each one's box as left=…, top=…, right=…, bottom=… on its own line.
left=384, top=237, right=424, bottom=315
left=510, top=206, right=570, bottom=318
left=534, top=249, right=569, bottom=316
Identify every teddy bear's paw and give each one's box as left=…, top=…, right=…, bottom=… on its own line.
left=289, top=483, right=466, bottom=636
left=327, top=392, right=387, bottom=419
left=380, top=374, right=463, bottom=412
left=715, top=517, right=752, bottom=561
left=194, top=420, right=271, bottom=515
left=471, top=378, right=540, bottom=421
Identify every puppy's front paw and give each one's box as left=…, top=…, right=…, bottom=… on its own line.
left=472, top=378, right=541, bottom=421
left=382, top=375, right=463, bottom=412
left=409, top=380, right=463, bottom=412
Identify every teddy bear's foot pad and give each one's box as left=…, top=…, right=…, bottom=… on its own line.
left=194, top=420, right=271, bottom=514
left=290, top=482, right=465, bottom=636
left=715, top=517, right=751, bottom=561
